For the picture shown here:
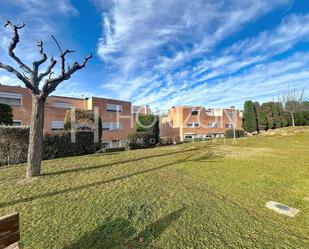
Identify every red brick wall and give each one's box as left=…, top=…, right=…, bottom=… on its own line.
left=0, top=85, right=134, bottom=141
left=162, top=106, right=243, bottom=139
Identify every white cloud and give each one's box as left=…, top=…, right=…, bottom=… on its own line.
left=95, top=0, right=297, bottom=108
left=0, top=75, right=21, bottom=86
left=2, top=0, right=78, bottom=16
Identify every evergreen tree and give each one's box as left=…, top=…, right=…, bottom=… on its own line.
left=136, top=114, right=160, bottom=144
left=243, top=100, right=258, bottom=132
left=258, top=108, right=268, bottom=130
left=294, top=112, right=306, bottom=126
left=260, top=103, right=274, bottom=130
left=0, top=103, right=13, bottom=125
left=271, top=102, right=281, bottom=128
left=253, top=102, right=261, bottom=132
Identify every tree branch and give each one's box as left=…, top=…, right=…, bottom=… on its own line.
left=41, top=53, right=92, bottom=97
left=60, top=49, right=75, bottom=76
left=33, top=41, right=48, bottom=74
left=0, top=62, right=35, bottom=91
left=38, top=57, right=57, bottom=81
left=4, top=21, right=32, bottom=74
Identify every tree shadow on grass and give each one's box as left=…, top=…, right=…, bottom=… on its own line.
left=63, top=207, right=185, bottom=249
left=42, top=146, right=210, bottom=177
left=0, top=147, right=219, bottom=208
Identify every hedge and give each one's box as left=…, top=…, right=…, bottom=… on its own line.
left=159, top=136, right=181, bottom=146
left=0, top=126, right=99, bottom=165
left=127, top=131, right=156, bottom=150
left=43, top=130, right=98, bottom=160
left=135, top=114, right=160, bottom=144
left=225, top=129, right=245, bottom=138
left=64, top=109, right=102, bottom=142
left=0, top=103, right=13, bottom=125
left=0, top=126, right=30, bottom=165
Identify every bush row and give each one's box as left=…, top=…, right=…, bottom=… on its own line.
left=127, top=131, right=157, bottom=150
left=0, top=126, right=29, bottom=165
left=43, top=131, right=100, bottom=160
left=0, top=126, right=99, bottom=165
left=159, top=136, right=181, bottom=146
left=225, top=129, right=245, bottom=138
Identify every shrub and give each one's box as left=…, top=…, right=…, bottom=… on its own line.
left=225, top=129, right=245, bottom=138
left=0, top=128, right=99, bottom=166
left=0, top=126, right=29, bottom=165
left=136, top=115, right=160, bottom=144
left=43, top=130, right=97, bottom=160
left=0, top=103, right=13, bottom=125
left=159, top=136, right=181, bottom=146
left=243, top=100, right=257, bottom=132
left=64, top=109, right=102, bottom=142
left=127, top=131, right=156, bottom=150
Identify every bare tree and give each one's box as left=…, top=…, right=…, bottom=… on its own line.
left=281, top=87, right=305, bottom=127
left=0, top=21, right=92, bottom=178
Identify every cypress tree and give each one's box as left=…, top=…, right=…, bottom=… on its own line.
left=262, top=102, right=275, bottom=129
left=271, top=102, right=282, bottom=128
left=243, top=100, right=257, bottom=132
left=259, top=103, right=269, bottom=130
left=253, top=102, right=261, bottom=132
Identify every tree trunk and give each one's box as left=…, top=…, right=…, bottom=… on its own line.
left=291, top=113, right=295, bottom=127
left=26, top=96, right=46, bottom=178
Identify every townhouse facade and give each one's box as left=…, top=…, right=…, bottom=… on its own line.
left=0, top=84, right=150, bottom=148
left=161, top=106, right=243, bottom=141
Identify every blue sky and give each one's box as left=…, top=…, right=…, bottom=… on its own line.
left=0, top=0, right=308, bottom=111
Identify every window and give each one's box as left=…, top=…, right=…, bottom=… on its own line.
left=227, top=111, right=235, bottom=119
left=225, top=123, right=233, bottom=128
left=107, top=104, right=122, bottom=112
left=52, top=102, right=72, bottom=109
left=51, top=121, right=64, bottom=130
left=191, top=110, right=198, bottom=115
left=205, top=109, right=214, bottom=116
left=0, top=92, right=22, bottom=106
left=187, top=122, right=199, bottom=128
left=208, top=122, right=219, bottom=128
left=13, top=120, right=22, bottom=126
left=102, top=122, right=122, bottom=131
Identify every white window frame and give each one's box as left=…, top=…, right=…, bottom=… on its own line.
left=13, top=120, right=22, bottom=126
left=0, top=92, right=22, bottom=106
left=51, top=121, right=64, bottom=130
left=187, top=122, right=199, bottom=128
left=52, top=102, right=72, bottom=109
left=102, top=122, right=122, bottom=131
left=208, top=122, right=219, bottom=128
left=106, top=104, right=122, bottom=112
left=191, top=110, right=199, bottom=115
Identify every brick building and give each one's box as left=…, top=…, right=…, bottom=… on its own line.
left=0, top=84, right=149, bottom=148
left=161, top=106, right=243, bottom=140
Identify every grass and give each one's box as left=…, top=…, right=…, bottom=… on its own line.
left=0, top=126, right=309, bottom=248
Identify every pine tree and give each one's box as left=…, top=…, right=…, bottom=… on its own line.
left=243, top=101, right=257, bottom=132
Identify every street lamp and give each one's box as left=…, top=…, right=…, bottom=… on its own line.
left=230, top=106, right=236, bottom=142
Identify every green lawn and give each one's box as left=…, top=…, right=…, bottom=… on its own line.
left=0, top=127, right=309, bottom=248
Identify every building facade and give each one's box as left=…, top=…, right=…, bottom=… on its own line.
left=0, top=84, right=150, bottom=148
left=161, top=106, right=243, bottom=140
